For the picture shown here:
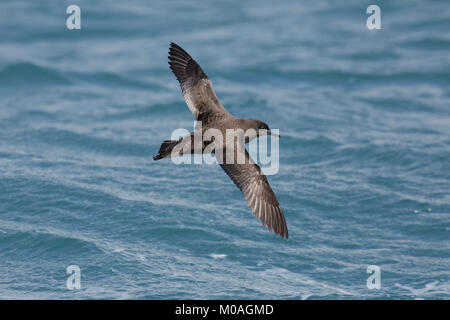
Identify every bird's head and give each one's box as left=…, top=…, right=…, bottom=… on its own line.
left=256, top=121, right=280, bottom=138
left=242, top=119, right=281, bottom=141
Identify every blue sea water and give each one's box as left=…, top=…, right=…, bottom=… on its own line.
left=0, top=0, right=449, bottom=299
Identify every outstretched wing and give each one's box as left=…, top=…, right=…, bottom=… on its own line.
left=168, top=42, right=230, bottom=122
left=219, top=148, right=288, bottom=239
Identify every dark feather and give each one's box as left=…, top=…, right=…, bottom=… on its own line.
left=219, top=149, right=289, bottom=239
left=167, top=42, right=230, bottom=121
left=168, top=42, right=207, bottom=85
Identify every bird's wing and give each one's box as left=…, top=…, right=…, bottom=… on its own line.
left=218, top=147, right=288, bottom=239
left=168, top=42, right=230, bottom=122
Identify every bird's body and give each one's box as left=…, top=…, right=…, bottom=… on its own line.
left=153, top=43, right=288, bottom=239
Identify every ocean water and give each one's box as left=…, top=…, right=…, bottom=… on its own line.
left=0, top=0, right=449, bottom=299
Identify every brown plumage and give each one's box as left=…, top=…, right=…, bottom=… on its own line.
left=154, top=42, right=288, bottom=239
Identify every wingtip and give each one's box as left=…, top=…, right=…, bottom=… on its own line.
left=168, top=42, right=189, bottom=57
left=277, top=229, right=289, bottom=240
left=282, top=226, right=289, bottom=240
left=168, top=42, right=190, bottom=65
left=167, top=42, right=207, bottom=84
left=168, top=42, right=177, bottom=53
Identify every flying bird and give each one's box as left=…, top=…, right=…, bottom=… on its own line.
left=153, top=42, right=288, bottom=239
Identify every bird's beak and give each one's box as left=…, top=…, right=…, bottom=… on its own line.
left=268, top=131, right=281, bottom=138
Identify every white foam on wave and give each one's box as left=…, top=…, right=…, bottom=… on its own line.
left=395, top=280, right=450, bottom=298
left=210, top=253, right=227, bottom=259
left=250, top=266, right=357, bottom=298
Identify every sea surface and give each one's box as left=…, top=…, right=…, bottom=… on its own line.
left=0, top=0, right=449, bottom=299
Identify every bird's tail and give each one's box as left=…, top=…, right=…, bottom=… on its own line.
left=153, top=139, right=181, bottom=160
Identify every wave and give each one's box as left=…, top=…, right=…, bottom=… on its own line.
left=0, top=223, right=102, bottom=256
left=395, top=281, right=450, bottom=299
left=0, top=63, right=163, bottom=91
left=400, top=38, right=450, bottom=50
left=238, top=68, right=450, bottom=85
left=33, top=127, right=153, bottom=157
left=0, top=63, right=70, bottom=86
left=72, top=71, right=160, bottom=90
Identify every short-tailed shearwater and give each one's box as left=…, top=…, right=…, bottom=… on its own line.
left=153, top=42, right=288, bottom=239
